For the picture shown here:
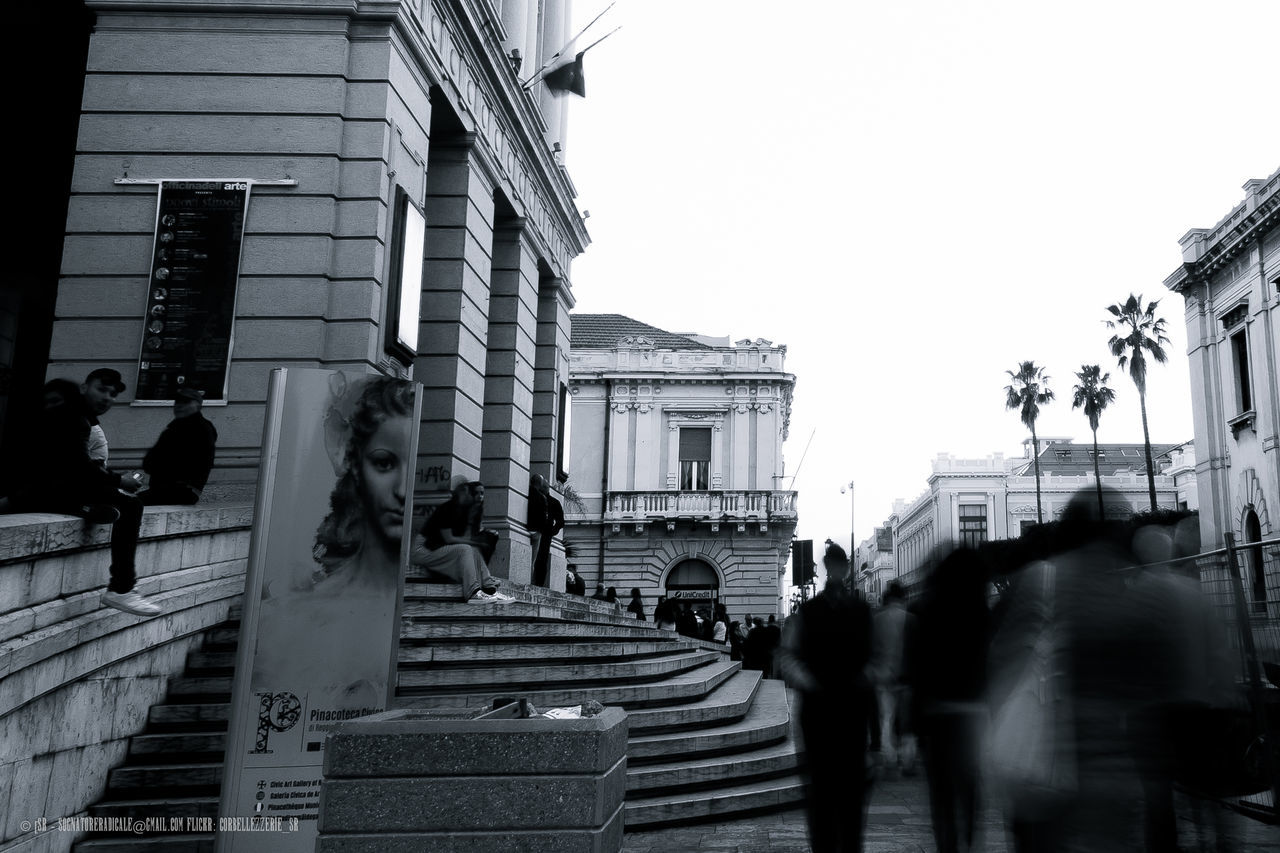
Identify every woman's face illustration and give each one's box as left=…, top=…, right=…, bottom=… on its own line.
left=359, top=414, right=411, bottom=545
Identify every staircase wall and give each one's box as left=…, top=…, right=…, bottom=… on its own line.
left=0, top=505, right=251, bottom=853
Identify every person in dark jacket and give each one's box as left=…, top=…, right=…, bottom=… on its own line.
left=138, top=383, right=218, bottom=505
left=527, top=473, right=564, bottom=586
left=906, top=546, right=989, bottom=853
left=626, top=587, right=647, bottom=620
left=780, top=541, right=874, bottom=853
left=676, top=603, right=701, bottom=639
left=2, top=379, right=159, bottom=617
left=565, top=564, right=586, bottom=596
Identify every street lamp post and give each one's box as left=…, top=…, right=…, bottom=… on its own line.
left=840, top=480, right=854, bottom=561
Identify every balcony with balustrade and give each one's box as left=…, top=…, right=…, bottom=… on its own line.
left=602, top=489, right=798, bottom=534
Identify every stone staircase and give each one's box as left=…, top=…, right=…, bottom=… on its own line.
left=72, top=581, right=803, bottom=851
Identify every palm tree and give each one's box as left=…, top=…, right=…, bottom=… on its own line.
left=1105, top=294, right=1170, bottom=512
left=1005, top=361, right=1055, bottom=524
left=1071, top=364, right=1116, bottom=520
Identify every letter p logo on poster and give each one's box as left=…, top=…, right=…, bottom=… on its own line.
left=216, top=369, right=420, bottom=852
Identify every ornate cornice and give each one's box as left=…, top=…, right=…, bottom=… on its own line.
left=1166, top=172, right=1280, bottom=294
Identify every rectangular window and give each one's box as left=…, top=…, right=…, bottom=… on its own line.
left=959, top=504, right=987, bottom=548
left=384, top=185, right=426, bottom=365
left=556, top=382, right=571, bottom=481
left=679, top=427, right=711, bottom=490
left=1230, top=329, right=1252, bottom=413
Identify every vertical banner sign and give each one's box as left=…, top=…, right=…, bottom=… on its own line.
left=217, top=369, right=421, bottom=852
left=137, top=180, right=250, bottom=401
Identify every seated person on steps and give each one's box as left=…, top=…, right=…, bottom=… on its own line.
left=410, top=475, right=513, bottom=604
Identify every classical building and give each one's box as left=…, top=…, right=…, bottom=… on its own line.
left=856, top=437, right=1185, bottom=594
left=1163, top=168, right=1279, bottom=560
left=4, top=0, right=590, bottom=582
left=853, top=526, right=896, bottom=605
left=564, top=314, right=798, bottom=620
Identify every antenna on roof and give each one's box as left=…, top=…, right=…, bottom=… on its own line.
left=786, top=427, right=817, bottom=489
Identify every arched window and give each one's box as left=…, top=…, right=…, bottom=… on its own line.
left=1244, top=509, right=1264, bottom=614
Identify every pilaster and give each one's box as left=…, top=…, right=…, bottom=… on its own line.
left=531, top=275, right=570, bottom=481
left=479, top=218, right=539, bottom=581
left=415, top=133, right=495, bottom=496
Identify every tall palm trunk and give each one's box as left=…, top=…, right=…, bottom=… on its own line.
left=1091, top=424, right=1104, bottom=519
left=1138, top=389, right=1157, bottom=512
left=1031, top=424, right=1043, bottom=523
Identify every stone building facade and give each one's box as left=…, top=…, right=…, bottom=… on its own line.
left=17, top=0, right=590, bottom=582
left=1163, top=168, right=1279, bottom=556
left=564, top=315, right=798, bottom=621
left=856, top=437, right=1185, bottom=594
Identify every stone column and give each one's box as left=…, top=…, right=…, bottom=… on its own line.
left=479, top=218, right=540, bottom=582
left=532, top=275, right=570, bottom=480
left=415, top=133, right=495, bottom=499
left=501, top=0, right=529, bottom=74
left=538, top=0, right=566, bottom=140
left=711, top=417, right=724, bottom=489
left=523, top=0, right=541, bottom=80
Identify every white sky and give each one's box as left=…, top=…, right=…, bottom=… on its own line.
left=562, top=0, right=1280, bottom=559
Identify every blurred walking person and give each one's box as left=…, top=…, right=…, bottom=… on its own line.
left=869, top=580, right=916, bottom=778
left=780, top=541, right=874, bottom=853
left=907, top=546, right=989, bottom=853
left=987, top=487, right=1147, bottom=853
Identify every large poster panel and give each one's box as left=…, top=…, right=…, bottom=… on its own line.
left=136, top=180, right=250, bottom=401
left=216, top=369, right=420, bottom=852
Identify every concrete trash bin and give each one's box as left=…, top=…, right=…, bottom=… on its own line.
left=315, top=706, right=628, bottom=853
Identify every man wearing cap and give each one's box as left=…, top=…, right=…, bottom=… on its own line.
left=81, top=367, right=126, bottom=465
left=138, top=382, right=218, bottom=505
left=0, top=375, right=160, bottom=617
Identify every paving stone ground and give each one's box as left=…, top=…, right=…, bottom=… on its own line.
left=620, top=774, right=1279, bottom=852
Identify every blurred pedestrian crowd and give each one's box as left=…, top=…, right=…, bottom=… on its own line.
left=775, top=485, right=1269, bottom=853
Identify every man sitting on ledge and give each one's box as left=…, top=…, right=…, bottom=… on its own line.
left=0, top=378, right=161, bottom=617
left=410, top=475, right=513, bottom=605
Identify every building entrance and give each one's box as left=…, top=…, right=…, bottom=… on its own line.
left=665, top=559, right=720, bottom=615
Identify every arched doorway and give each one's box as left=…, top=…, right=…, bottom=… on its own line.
left=664, top=559, right=720, bottom=617
left=1244, top=509, right=1264, bottom=614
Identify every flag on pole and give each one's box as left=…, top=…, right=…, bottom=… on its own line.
left=520, top=1, right=619, bottom=98
left=543, top=52, right=587, bottom=97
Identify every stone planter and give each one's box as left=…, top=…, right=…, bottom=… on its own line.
left=316, top=706, right=627, bottom=853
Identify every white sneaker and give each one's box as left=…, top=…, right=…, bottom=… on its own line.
left=467, top=590, right=515, bottom=605
left=102, top=590, right=163, bottom=617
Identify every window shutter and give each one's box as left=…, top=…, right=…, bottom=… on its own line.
left=679, top=428, right=712, bottom=461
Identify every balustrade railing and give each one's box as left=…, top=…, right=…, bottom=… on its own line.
left=604, top=490, right=797, bottom=520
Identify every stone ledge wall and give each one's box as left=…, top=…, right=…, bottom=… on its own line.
left=0, top=504, right=252, bottom=853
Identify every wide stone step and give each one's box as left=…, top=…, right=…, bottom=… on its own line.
left=398, top=639, right=695, bottom=665
left=129, top=732, right=225, bottom=761
left=405, top=580, right=625, bottom=615
left=107, top=762, right=221, bottom=795
left=629, top=677, right=790, bottom=761
left=400, top=598, right=658, bottom=629
left=185, top=650, right=236, bottom=673
left=400, top=620, right=674, bottom=642
left=148, top=702, right=230, bottom=732
left=201, top=627, right=239, bottom=649
left=626, top=735, right=801, bottom=794
left=165, top=676, right=232, bottom=698
left=396, top=650, right=722, bottom=692
left=623, top=772, right=806, bottom=828
left=398, top=658, right=741, bottom=709
left=89, top=796, right=218, bottom=821
left=76, top=834, right=214, bottom=853
left=625, top=669, right=762, bottom=733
